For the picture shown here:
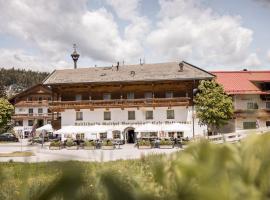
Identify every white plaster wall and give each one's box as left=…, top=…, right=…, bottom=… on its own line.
left=234, top=94, right=268, bottom=110
left=61, top=106, right=207, bottom=138
left=236, top=118, right=267, bottom=130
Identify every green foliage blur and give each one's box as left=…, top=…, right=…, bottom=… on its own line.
left=194, top=80, right=234, bottom=134
left=0, top=98, right=14, bottom=133
left=1, top=134, right=270, bottom=199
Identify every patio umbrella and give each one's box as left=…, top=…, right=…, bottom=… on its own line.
left=161, top=123, right=191, bottom=132
left=135, top=123, right=162, bottom=132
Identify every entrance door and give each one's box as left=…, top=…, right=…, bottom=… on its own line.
left=127, top=129, right=135, bottom=143
left=37, top=119, right=44, bottom=128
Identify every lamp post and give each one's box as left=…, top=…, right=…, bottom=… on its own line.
left=71, top=44, right=80, bottom=69
left=192, top=81, right=198, bottom=139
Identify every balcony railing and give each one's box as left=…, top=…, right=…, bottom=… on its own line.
left=234, top=109, right=270, bottom=118
left=49, top=97, right=190, bottom=111
left=15, top=100, right=50, bottom=107
left=12, top=113, right=52, bottom=119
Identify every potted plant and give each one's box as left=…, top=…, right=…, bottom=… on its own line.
left=84, top=140, right=96, bottom=150
left=138, top=140, right=151, bottom=149
left=102, top=140, right=114, bottom=150
left=159, top=139, right=174, bottom=149
left=49, top=140, right=61, bottom=150
left=66, top=139, right=78, bottom=150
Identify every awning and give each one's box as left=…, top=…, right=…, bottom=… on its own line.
left=54, top=125, right=109, bottom=134
left=135, top=123, right=162, bottom=132
left=36, top=124, right=53, bottom=132
left=161, top=123, right=191, bottom=132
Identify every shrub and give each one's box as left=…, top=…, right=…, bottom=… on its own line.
left=138, top=140, right=151, bottom=146
left=50, top=141, right=61, bottom=147
left=84, top=140, right=95, bottom=147
left=66, top=139, right=76, bottom=147
left=103, top=140, right=113, bottom=146
left=159, top=139, right=173, bottom=145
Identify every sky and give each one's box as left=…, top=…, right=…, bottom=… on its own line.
left=0, top=0, right=270, bottom=72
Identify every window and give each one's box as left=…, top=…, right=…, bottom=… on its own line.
left=168, top=132, right=175, bottom=138
left=76, top=112, right=83, bottom=121
left=104, top=111, right=111, bottom=120
left=100, top=132, right=107, bottom=140
left=28, top=120, right=34, bottom=126
left=167, top=110, right=175, bottom=119
left=247, top=102, right=258, bottom=109
left=127, top=92, right=134, bottom=99
left=128, top=111, right=135, bottom=120
left=38, top=97, right=42, bottom=102
left=146, top=110, right=153, bottom=120
left=266, top=102, right=270, bottom=109
left=76, top=133, right=85, bottom=140
left=103, top=93, right=111, bottom=100
left=177, top=132, right=183, bottom=138
left=113, top=131, right=121, bottom=139
left=15, top=120, right=23, bottom=126
left=75, top=94, right=82, bottom=101
left=27, top=97, right=33, bottom=101
left=243, top=122, right=257, bottom=129
left=166, top=91, right=174, bottom=98
left=28, top=108, right=33, bottom=115
left=266, top=121, right=270, bottom=127
left=38, top=108, right=43, bottom=114
left=144, top=92, right=153, bottom=99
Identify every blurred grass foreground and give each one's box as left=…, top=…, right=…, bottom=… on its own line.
left=1, top=134, right=270, bottom=200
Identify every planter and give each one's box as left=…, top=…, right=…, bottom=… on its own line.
left=159, top=145, right=174, bottom=149
left=102, top=146, right=114, bottom=150
left=84, top=146, right=96, bottom=150
left=66, top=146, right=78, bottom=150
left=49, top=146, right=61, bottom=150
left=138, top=145, right=151, bottom=149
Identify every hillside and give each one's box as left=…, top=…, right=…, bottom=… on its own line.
left=0, top=68, right=49, bottom=98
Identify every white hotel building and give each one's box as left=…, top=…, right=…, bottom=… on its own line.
left=43, top=61, right=214, bottom=142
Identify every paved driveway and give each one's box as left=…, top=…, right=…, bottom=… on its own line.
left=0, top=143, right=181, bottom=162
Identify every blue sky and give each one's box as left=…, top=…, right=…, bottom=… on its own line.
left=0, top=0, right=269, bottom=72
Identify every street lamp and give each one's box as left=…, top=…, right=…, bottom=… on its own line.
left=71, top=44, right=80, bottom=69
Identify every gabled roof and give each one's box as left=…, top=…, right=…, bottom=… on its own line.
left=43, top=61, right=214, bottom=85
left=211, top=71, right=270, bottom=94
left=9, top=84, right=51, bottom=103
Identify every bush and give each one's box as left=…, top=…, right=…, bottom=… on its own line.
left=66, top=139, right=76, bottom=147
left=159, top=139, right=173, bottom=145
left=138, top=140, right=151, bottom=146
left=50, top=141, right=61, bottom=147
left=103, top=140, right=113, bottom=146
left=84, top=140, right=95, bottom=147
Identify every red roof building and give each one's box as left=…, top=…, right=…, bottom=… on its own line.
left=211, top=71, right=270, bottom=95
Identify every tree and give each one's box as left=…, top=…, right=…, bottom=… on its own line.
left=0, top=79, right=6, bottom=98
left=0, top=98, right=14, bottom=133
left=194, top=80, right=233, bottom=134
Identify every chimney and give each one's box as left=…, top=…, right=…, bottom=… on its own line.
left=71, top=44, right=80, bottom=69
left=243, top=69, right=248, bottom=71
left=178, top=62, right=184, bottom=72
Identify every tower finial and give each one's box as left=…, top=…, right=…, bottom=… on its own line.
left=71, top=44, right=80, bottom=69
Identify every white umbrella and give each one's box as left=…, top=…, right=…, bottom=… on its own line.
left=36, top=124, right=53, bottom=132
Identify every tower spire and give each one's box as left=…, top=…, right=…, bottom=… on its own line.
left=71, top=44, right=80, bottom=69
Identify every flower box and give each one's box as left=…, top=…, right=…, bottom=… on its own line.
left=66, top=146, right=78, bottom=150
left=102, top=146, right=114, bottom=150
left=138, top=145, right=151, bottom=149
left=159, top=145, right=174, bottom=149
left=84, top=146, right=96, bottom=150
left=49, top=146, right=61, bottom=150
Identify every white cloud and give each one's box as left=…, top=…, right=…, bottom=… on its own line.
left=267, top=50, right=270, bottom=62
left=244, top=53, right=261, bottom=67
left=0, top=0, right=147, bottom=70
left=146, top=0, right=254, bottom=67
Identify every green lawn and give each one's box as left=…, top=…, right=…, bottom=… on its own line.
left=1, top=134, right=270, bottom=200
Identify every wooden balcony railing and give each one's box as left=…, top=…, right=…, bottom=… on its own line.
left=12, top=113, right=52, bottom=119
left=15, top=100, right=50, bottom=107
left=234, top=109, right=270, bottom=119
left=49, top=97, right=190, bottom=111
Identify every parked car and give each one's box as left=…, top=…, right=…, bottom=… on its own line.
left=0, top=133, right=19, bottom=142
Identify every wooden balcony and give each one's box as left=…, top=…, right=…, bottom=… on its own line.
left=12, top=113, right=52, bottom=120
left=49, top=97, right=190, bottom=111
left=14, top=100, right=50, bottom=107
left=234, top=109, right=270, bottom=119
